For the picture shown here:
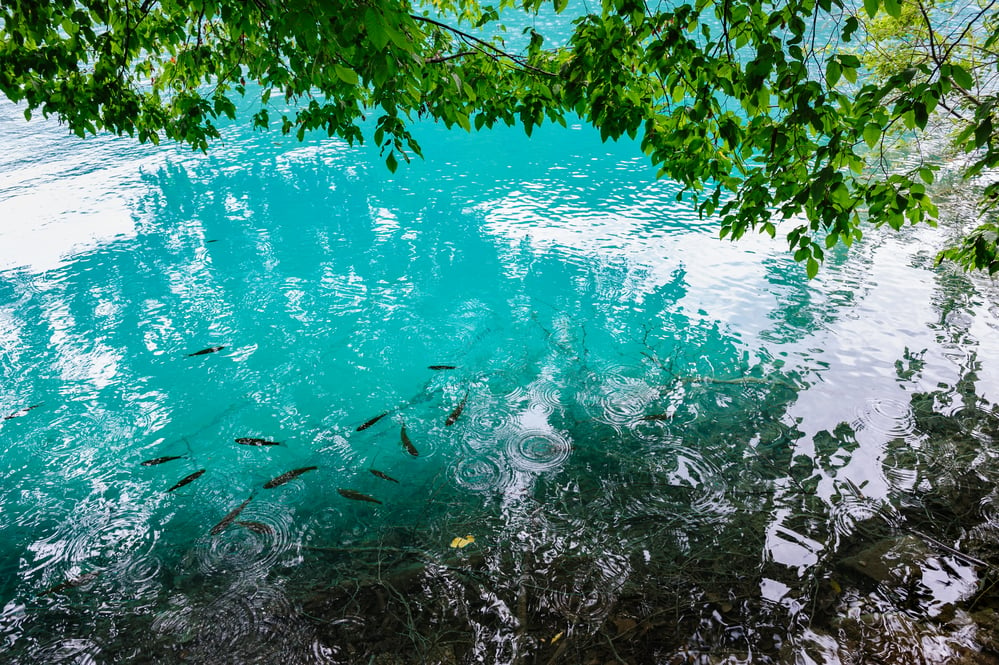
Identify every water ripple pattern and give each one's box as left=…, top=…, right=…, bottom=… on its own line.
left=578, top=367, right=659, bottom=428
left=853, top=397, right=917, bottom=440
left=450, top=454, right=515, bottom=494
left=504, top=427, right=573, bottom=472
left=3, top=79, right=999, bottom=665
left=191, top=504, right=296, bottom=579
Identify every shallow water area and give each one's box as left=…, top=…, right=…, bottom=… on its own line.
left=2, top=98, right=999, bottom=664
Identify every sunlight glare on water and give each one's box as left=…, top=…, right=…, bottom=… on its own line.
left=2, top=96, right=999, bottom=664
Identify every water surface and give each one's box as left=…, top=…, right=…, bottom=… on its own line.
left=2, top=98, right=999, bottom=664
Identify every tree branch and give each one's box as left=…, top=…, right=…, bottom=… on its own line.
left=408, top=14, right=557, bottom=77
left=426, top=51, right=476, bottom=64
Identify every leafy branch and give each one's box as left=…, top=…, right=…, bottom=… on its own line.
left=409, top=14, right=557, bottom=76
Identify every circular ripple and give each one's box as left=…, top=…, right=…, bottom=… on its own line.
left=547, top=586, right=615, bottom=625
left=450, top=455, right=514, bottom=494
left=27, top=497, right=159, bottom=595
left=943, top=405, right=999, bottom=444
left=976, top=492, right=999, bottom=526
left=467, top=399, right=516, bottom=437
left=297, top=506, right=350, bottom=550
left=883, top=466, right=919, bottom=494
left=523, top=377, right=564, bottom=417
left=118, top=551, right=163, bottom=589
left=854, top=398, right=916, bottom=439
left=151, top=601, right=196, bottom=643
left=504, top=429, right=572, bottom=472
left=610, top=444, right=729, bottom=528
left=663, top=446, right=727, bottom=514
left=160, top=581, right=303, bottom=662
left=198, top=586, right=259, bottom=652
left=577, top=367, right=656, bottom=427
left=830, top=494, right=893, bottom=540
left=544, top=554, right=628, bottom=627
left=193, top=505, right=293, bottom=579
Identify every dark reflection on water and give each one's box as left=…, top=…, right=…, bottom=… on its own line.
left=2, top=108, right=999, bottom=664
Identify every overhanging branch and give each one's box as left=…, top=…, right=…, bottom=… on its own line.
left=409, top=14, right=557, bottom=77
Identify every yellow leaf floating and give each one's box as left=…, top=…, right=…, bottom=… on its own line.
left=550, top=631, right=564, bottom=644
left=450, top=534, right=475, bottom=549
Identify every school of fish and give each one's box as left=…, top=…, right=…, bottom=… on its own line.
left=16, top=355, right=480, bottom=596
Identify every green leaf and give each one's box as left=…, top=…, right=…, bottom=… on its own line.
left=334, top=64, right=359, bottom=85
left=863, top=0, right=880, bottom=18
left=951, top=64, right=974, bottom=90
left=826, top=60, right=841, bottom=87
left=883, top=0, right=901, bottom=18
left=842, top=16, right=860, bottom=41
left=386, top=151, right=398, bottom=173
left=364, top=8, right=388, bottom=50
left=975, top=117, right=993, bottom=148
left=806, top=257, right=819, bottom=279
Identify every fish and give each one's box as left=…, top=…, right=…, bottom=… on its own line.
left=37, top=572, right=99, bottom=597
left=844, top=477, right=866, bottom=499
left=337, top=488, right=382, bottom=504
left=4, top=404, right=41, bottom=420
left=263, top=466, right=318, bottom=489
left=210, top=496, right=253, bottom=535
left=401, top=425, right=418, bottom=456
left=445, top=394, right=468, bottom=426
left=356, top=411, right=389, bottom=432
left=428, top=365, right=457, bottom=370
left=187, top=346, right=225, bottom=356
left=141, top=455, right=185, bottom=466
left=236, top=520, right=274, bottom=535
left=370, top=469, right=400, bottom=483
left=167, top=469, right=206, bottom=492
left=235, top=437, right=281, bottom=446
left=641, top=413, right=673, bottom=422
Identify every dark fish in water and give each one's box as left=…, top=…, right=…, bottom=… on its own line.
left=210, top=496, right=253, bottom=535
left=263, top=466, right=318, bottom=489
left=641, top=413, right=672, bottom=421
left=401, top=425, right=418, bottom=456
left=428, top=365, right=457, bottom=370
left=370, top=468, right=400, bottom=483
left=37, top=571, right=99, bottom=597
left=356, top=411, right=389, bottom=431
left=337, top=488, right=382, bottom=504
left=167, top=469, right=206, bottom=492
left=445, top=394, right=468, bottom=426
left=206, top=239, right=220, bottom=243
left=188, top=346, right=225, bottom=356
left=4, top=404, right=41, bottom=420
left=236, top=520, right=274, bottom=535
left=141, top=455, right=185, bottom=466
left=235, top=437, right=281, bottom=446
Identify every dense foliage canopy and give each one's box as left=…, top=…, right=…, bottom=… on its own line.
left=2, top=0, right=998, bottom=273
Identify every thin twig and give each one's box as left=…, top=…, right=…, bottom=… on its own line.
left=409, top=14, right=557, bottom=77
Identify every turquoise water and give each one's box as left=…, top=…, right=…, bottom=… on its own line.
left=2, top=96, right=999, bottom=664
